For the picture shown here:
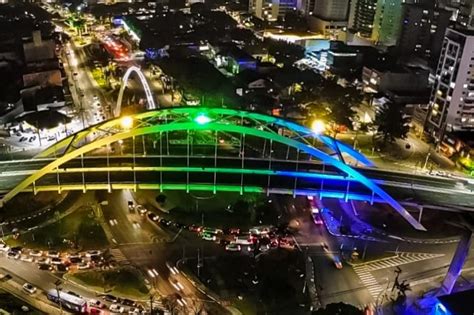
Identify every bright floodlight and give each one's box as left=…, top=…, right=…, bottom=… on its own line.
left=311, top=120, right=326, bottom=134
left=194, top=114, right=211, bottom=125
left=120, top=116, right=133, bottom=129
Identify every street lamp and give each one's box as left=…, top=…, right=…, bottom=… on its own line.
left=120, top=116, right=133, bottom=129
left=194, top=114, right=211, bottom=125
left=311, top=119, right=326, bottom=135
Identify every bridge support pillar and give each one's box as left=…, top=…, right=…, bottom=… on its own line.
left=417, top=206, right=423, bottom=224
left=439, top=230, right=472, bottom=295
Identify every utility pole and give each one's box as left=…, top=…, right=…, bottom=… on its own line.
left=55, top=280, right=63, bottom=314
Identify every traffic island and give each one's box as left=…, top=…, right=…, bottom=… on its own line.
left=66, top=267, right=149, bottom=300
left=5, top=204, right=109, bottom=251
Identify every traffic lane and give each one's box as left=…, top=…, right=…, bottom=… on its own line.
left=0, top=255, right=104, bottom=311
left=99, top=190, right=152, bottom=245
left=313, top=256, right=372, bottom=307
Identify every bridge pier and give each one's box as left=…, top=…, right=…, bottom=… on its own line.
left=439, top=229, right=472, bottom=295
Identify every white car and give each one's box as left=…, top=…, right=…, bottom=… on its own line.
left=0, top=243, right=10, bottom=252
left=20, top=255, right=34, bottom=262
left=109, top=304, right=125, bottom=313
left=29, top=250, right=43, bottom=257
left=7, top=251, right=20, bottom=259
left=136, top=205, right=147, bottom=215
left=88, top=299, right=106, bottom=309
left=85, top=250, right=101, bottom=257
left=46, top=250, right=60, bottom=258
left=128, top=307, right=145, bottom=314
left=225, top=243, right=241, bottom=252
left=78, top=262, right=90, bottom=270
left=22, top=283, right=37, bottom=294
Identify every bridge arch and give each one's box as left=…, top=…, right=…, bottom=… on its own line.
left=3, top=109, right=425, bottom=231
left=115, top=66, right=157, bottom=117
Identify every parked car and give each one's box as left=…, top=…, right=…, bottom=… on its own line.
left=86, top=250, right=101, bottom=257
left=22, top=283, right=37, bottom=294
left=29, top=250, right=43, bottom=257
left=51, top=258, right=63, bottom=265
left=109, top=304, right=124, bottom=313
left=20, top=255, right=34, bottom=262
left=104, top=294, right=120, bottom=303
left=38, top=263, right=53, bottom=271
left=7, top=251, right=20, bottom=259
left=88, top=299, right=106, bottom=309
left=47, top=250, right=60, bottom=258
left=333, top=256, right=343, bottom=269
left=0, top=243, right=10, bottom=252
left=121, top=298, right=136, bottom=307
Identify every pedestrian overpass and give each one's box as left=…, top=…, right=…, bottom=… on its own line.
left=0, top=107, right=432, bottom=230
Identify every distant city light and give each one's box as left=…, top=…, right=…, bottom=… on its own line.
left=194, top=114, right=211, bottom=125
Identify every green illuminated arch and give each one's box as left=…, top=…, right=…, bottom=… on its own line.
left=3, top=116, right=425, bottom=231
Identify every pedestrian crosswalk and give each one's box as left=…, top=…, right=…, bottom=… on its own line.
left=352, top=252, right=444, bottom=300
left=352, top=265, right=384, bottom=300
left=358, top=252, right=445, bottom=272
left=109, top=248, right=127, bottom=262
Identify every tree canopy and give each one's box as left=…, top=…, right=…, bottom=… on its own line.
left=375, top=102, right=410, bottom=143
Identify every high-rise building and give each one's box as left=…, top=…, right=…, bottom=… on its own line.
left=348, top=0, right=378, bottom=38
left=398, top=4, right=452, bottom=64
left=371, top=0, right=404, bottom=46
left=308, top=0, right=349, bottom=36
left=249, top=0, right=300, bottom=21
left=313, top=0, right=349, bottom=20
left=424, top=28, right=474, bottom=140
left=440, top=0, right=474, bottom=30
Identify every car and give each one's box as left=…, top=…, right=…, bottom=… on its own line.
left=47, top=250, right=60, bottom=258
left=159, top=218, right=172, bottom=226
left=77, top=262, right=90, bottom=270
left=104, top=294, right=120, bottom=303
left=201, top=233, right=216, bottom=241
left=147, top=212, right=159, bottom=222
left=93, top=95, right=99, bottom=101
left=228, top=228, right=240, bottom=235
left=68, top=252, right=81, bottom=259
left=333, top=256, right=343, bottom=269
left=73, top=72, right=78, bottom=76
left=170, top=279, right=184, bottom=291
left=311, top=207, right=323, bottom=225
left=136, top=205, right=147, bottom=215
left=121, top=298, right=136, bottom=307
left=19, top=136, right=27, bottom=142
left=7, top=251, right=20, bottom=259
left=128, top=307, right=145, bottom=314
left=88, top=299, right=106, bottom=309
left=37, top=263, right=52, bottom=271
left=69, top=257, right=82, bottom=264
left=51, top=257, right=63, bottom=265
left=86, top=250, right=101, bottom=257
left=225, top=243, right=241, bottom=252
left=22, top=283, right=37, bottom=294
left=89, top=308, right=103, bottom=315
left=109, top=304, right=124, bottom=313
left=188, top=225, right=202, bottom=233
left=259, top=244, right=270, bottom=252
left=0, top=243, right=10, bottom=252
left=55, top=264, right=68, bottom=272
left=36, top=257, right=50, bottom=264
left=20, top=255, right=34, bottom=262
left=127, top=200, right=135, bottom=212
left=29, top=250, right=43, bottom=257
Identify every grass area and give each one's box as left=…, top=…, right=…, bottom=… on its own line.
left=1, top=192, right=67, bottom=220
left=6, top=206, right=108, bottom=251
left=91, top=68, right=108, bottom=88
left=134, top=190, right=277, bottom=229
left=68, top=267, right=149, bottom=299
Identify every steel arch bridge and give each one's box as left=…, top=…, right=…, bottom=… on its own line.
left=0, top=107, right=425, bottom=231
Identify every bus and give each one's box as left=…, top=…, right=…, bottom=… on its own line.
left=47, top=289, right=87, bottom=313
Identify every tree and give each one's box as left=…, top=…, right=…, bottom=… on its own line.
left=375, top=102, right=410, bottom=143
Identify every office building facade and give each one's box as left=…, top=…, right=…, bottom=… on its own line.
left=425, top=28, right=474, bottom=140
